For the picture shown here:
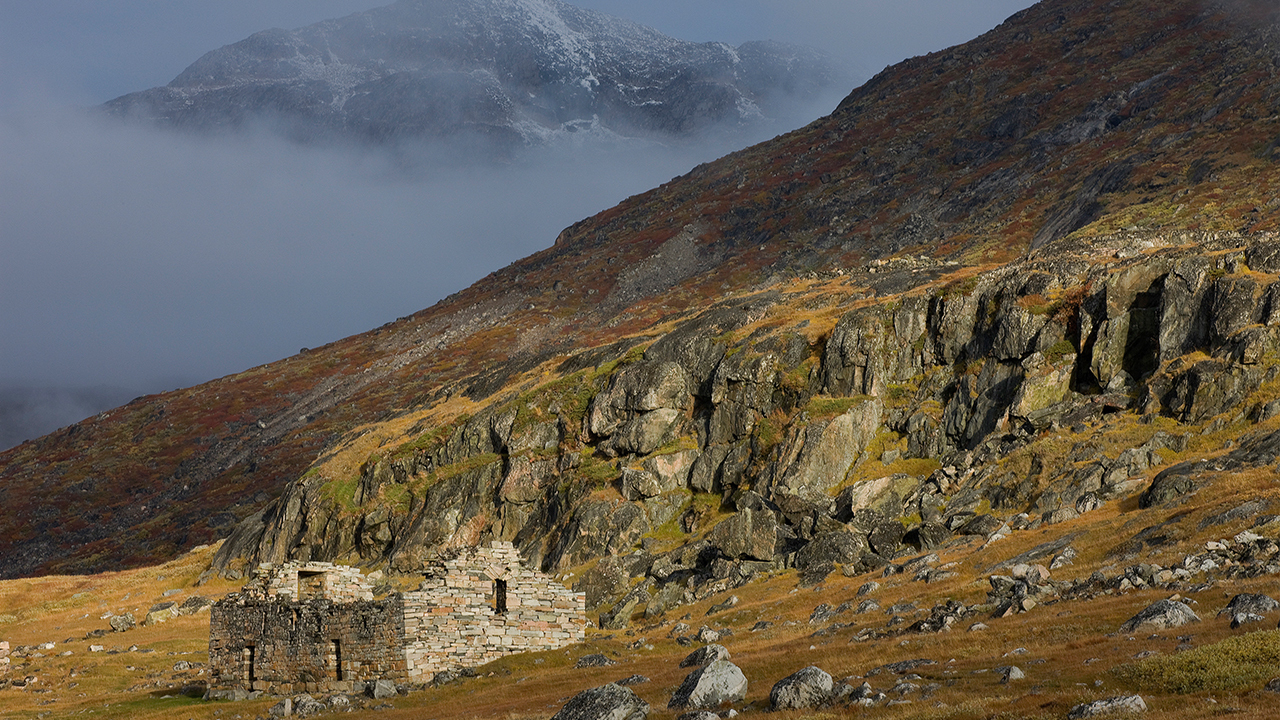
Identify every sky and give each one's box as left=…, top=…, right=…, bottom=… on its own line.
left=0, top=0, right=1035, bottom=447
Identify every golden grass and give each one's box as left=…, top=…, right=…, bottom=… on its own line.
left=8, top=374, right=1280, bottom=720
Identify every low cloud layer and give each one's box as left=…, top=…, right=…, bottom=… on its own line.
left=0, top=96, right=839, bottom=448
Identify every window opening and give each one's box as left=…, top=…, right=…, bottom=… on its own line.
left=298, top=571, right=325, bottom=600
left=330, top=640, right=343, bottom=681
left=494, top=579, right=508, bottom=614
left=242, top=646, right=256, bottom=683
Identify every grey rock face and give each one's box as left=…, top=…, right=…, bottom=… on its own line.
left=760, top=400, right=882, bottom=502
left=1119, top=599, right=1201, bottom=633
left=1068, top=695, right=1148, bottom=718
left=769, top=665, right=833, bottom=710
left=553, top=683, right=650, bottom=720
left=104, top=0, right=845, bottom=158
left=668, top=659, right=748, bottom=710
left=707, top=508, right=778, bottom=561
left=576, top=555, right=632, bottom=608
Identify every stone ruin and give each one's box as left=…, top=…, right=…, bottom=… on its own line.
left=207, top=542, right=585, bottom=695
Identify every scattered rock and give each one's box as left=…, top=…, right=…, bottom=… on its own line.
left=668, top=659, right=748, bottom=710
left=770, top=665, right=833, bottom=710
left=176, top=595, right=212, bottom=616
left=857, top=581, right=880, bottom=596
left=367, top=679, right=397, bottom=699
left=1067, top=695, right=1148, bottom=718
left=997, top=665, right=1024, bottom=682
left=706, top=595, right=739, bottom=616
left=1231, top=612, right=1265, bottom=629
left=675, top=713, right=719, bottom=720
left=575, top=654, right=617, bottom=668
left=680, top=644, right=730, bottom=668
left=204, top=687, right=250, bottom=702
left=108, top=614, right=136, bottom=633
left=1120, top=599, right=1201, bottom=633
left=616, top=675, right=650, bottom=686
left=867, top=658, right=937, bottom=676
left=292, top=694, right=326, bottom=716
left=553, top=683, right=650, bottom=720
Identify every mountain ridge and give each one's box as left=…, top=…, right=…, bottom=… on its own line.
left=101, top=0, right=846, bottom=156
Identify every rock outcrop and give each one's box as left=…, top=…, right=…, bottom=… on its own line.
left=198, top=232, right=1280, bottom=629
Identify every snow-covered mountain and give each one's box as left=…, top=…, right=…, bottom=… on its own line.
left=103, top=0, right=846, bottom=155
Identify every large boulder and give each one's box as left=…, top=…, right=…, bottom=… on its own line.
left=707, top=508, right=778, bottom=562
left=1219, top=593, right=1280, bottom=618
left=867, top=519, right=907, bottom=557
left=835, top=475, right=915, bottom=521
left=794, top=529, right=868, bottom=570
left=109, top=613, right=136, bottom=632
left=1138, top=465, right=1199, bottom=508
left=1120, top=599, right=1200, bottom=633
left=904, top=522, right=951, bottom=551
left=642, top=450, right=699, bottom=492
left=667, top=659, right=748, bottom=710
left=553, top=683, right=650, bottom=720
left=770, top=666, right=833, bottom=710
left=551, top=500, right=651, bottom=570
left=367, top=679, right=397, bottom=699
left=144, top=602, right=178, bottom=626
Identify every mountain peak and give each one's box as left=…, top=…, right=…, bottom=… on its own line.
left=104, top=0, right=847, bottom=156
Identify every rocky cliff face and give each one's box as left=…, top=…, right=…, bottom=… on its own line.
left=212, top=230, right=1280, bottom=618
left=101, top=0, right=845, bottom=156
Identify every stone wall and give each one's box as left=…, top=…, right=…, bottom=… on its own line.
left=243, top=561, right=374, bottom=603
left=208, top=595, right=406, bottom=695
left=401, top=541, right=586, bottom=678
left=208, top=542, right=584, bottom=691
left=0, top=641, right=9, bottom=673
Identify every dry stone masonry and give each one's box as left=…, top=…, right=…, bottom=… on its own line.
left=402, top=541, right=586, bottom=675
left=208, top=543, right=584, bottom=694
